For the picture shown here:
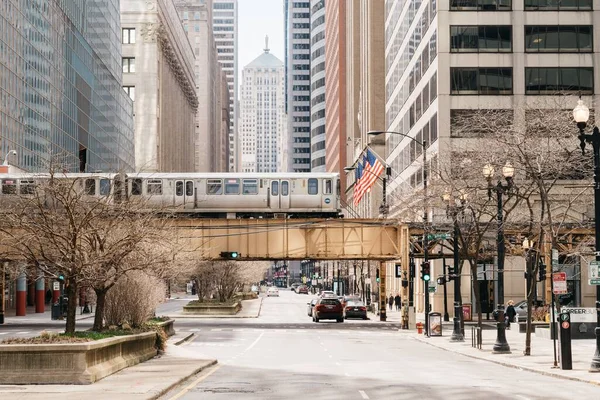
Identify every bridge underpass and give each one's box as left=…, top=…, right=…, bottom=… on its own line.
left=171, top=218, right=410, bottom=323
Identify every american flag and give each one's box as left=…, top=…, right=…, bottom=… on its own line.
left=353, top=161, right=365, bottom=206
left=360, top=149, right=385, bottom=194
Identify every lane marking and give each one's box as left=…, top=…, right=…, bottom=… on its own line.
left=244, top=332, right=264, bottom=353
left=515, top=396, right=531, bottom=400
left=359, top=390, right=369, bottom=399
left=167, top=364, right=221, bottom=400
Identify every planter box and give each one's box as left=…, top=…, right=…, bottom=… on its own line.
left=155, top=319, right=175, bottom=337
left=183, top=302, right=241, bottom=315
left=0, top=331, right=157, bottom=384
left=236, top=292, right=258, bottom=300
left=518, top=322, right=549, bottom=333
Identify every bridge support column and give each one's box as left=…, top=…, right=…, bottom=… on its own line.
left=379, top=261, right=387, bottom=322
left=16, top=273, right=26, bottom=316
left=35, top=274, right=45, bottom=313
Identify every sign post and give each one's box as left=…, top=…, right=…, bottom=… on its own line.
left=551, top=248, right=559, bottom=367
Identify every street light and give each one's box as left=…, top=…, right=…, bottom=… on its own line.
left=443, top=190, right=467, bottom=342
left=368, top=130, right=429, bottom=333
left=2, top=150, right=17, bottom=166
left=572, top=98, right=600, bottom=372
left=484, top=161, right=514, bottom=354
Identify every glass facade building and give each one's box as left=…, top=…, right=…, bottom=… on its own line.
left=0, top=0, right=135, bottom=172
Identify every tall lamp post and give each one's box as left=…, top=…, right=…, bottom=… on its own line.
left=442, top=190, right=467, bottom=342
left=572, top=99, right=600, bottom=371
left=483, top=161, right=514, bottom=354
left=368, top=130, right=428, bottom=332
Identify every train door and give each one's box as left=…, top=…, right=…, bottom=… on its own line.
left=175, top=180, right=195, bottom=208
left=269, top=180, right=290, bottom=211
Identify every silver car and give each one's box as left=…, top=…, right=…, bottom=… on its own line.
left=307, top=299, right=318, bottom=316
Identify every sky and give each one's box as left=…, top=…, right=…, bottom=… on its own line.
left=238, top=0, right=285, bottom=76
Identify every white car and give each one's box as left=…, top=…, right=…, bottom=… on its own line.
left=267, top=287, right=279, bottom=297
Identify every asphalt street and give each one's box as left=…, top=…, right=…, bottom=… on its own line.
left=160, top=290, right=600, bottom=400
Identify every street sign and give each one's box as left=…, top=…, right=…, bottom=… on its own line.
left=589, top=261, right=600, bottom=285
left=427, top=233, right=451, bottom=241
left=553, top=272, right=568, bottom=294
left=428, top=286, right=436, bottom=293
left=53, top=281, right=60, bottom=291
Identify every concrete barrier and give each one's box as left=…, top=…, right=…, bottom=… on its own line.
left=183, top=302, right=241, bottom=315
left=156, top=319, right=175, bottom=337
left=0, top=331, right=157, bottom=384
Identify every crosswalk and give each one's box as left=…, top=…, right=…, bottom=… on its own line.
left=178, top=327, right=399, bottom=336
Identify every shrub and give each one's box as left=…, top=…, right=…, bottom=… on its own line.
left=104, top=271, right=166, bottom=328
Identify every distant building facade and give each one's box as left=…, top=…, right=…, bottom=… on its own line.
left=0, top=0, right=135, bottom=172
left=121, top=0, right=198, bottom=172
left=309, top=0, right=326, bottom=172
left=213, top=0, right=239, bottom=171
left=285, top=0, right=311, bottom=172
left=240, top=40, right=287, bottom=173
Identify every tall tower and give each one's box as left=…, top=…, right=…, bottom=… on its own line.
left=212, top=0, right=239, bottom=171
left=239, top=39, right=287, bottom=173
left=310, top=0, right=326, bottom=172
left=285, top=0, right=311, bottom=172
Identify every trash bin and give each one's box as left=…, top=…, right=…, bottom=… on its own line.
left=51, top=303, right=61, bottom=320
left=429, top=312, right=442, bottom=336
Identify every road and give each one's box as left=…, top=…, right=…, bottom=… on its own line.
left=160, top=290, right=600, bottom=400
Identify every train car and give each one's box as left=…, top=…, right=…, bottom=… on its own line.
left=0, top=172, right=342, bottom=218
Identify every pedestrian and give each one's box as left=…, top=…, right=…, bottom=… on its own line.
left=506, top=300, right=516, bottom=329
left=45, top=288, right=52, bottom=304
left=388, top=294, right=394, bottom=311
left=394, top=293, right=401, bottom=311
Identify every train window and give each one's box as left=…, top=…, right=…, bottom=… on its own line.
left=308, top=178, right=318, bottom=195
left=336, top=179, right=340, bottom=195
left=281, top=181, right=289, bottom=196
left=147, top=179, right=162, bottom=195
left=100, top=179, right=111, bottom=196
left=176, top=181, right=184, bottom=196
left=2, top=180, right=16, bottom=195
left=225, top=179, right=240, bottom=195
left=131, top=178, right=142, bottom=195
left=271, top=181, right=279, bottom=196
left=324, top=179, right=332, bottom=195
left=207, top=179, right=223, bottom=195
left=20, top=180, right=35, bottom=195
left=242, top=179, right=258, bottom=195
left=85, top=179, right=96, bottom=195
left=186, top=181, right=194, bottom=196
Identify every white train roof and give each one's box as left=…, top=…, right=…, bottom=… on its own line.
left=0, top=172, right=339, bottom=180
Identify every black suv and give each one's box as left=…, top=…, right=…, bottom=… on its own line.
left=313, top=297, right=344, bottom=323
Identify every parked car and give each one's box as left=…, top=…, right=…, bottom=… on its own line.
left=344, top=300, right=368, bottom=320
left=251, top=285, right=259, bottom=295
left=307, top=298, right=318, bottom=316
left=512, top=299, right=544, bottom=322
left=313, top=297, right=344, bottom=323
left=318, top=290, right=336, bottom=297
left=291, top=283, right=301, bottom=291
left=297, top=285, right=309, bottom=294
left=267, top=287, right=279, bottom=297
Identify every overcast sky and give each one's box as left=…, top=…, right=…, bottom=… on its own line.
left=238, top=0, right=285, bottom=75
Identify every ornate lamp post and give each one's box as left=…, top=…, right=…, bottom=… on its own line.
left=442, top=190, right=467, bottom=342
left=572, top=99, right=600, bottom=371
left=483, top=161, right=514, bottom=354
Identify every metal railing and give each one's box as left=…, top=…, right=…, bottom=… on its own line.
left=471, top=326, right=482, bottom=349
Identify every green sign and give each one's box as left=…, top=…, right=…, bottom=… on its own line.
left=427, top=233, right=451, bottom=241
left=428, top=286, right=436, bottom=293
left=590, top=261, right=600, bottom=285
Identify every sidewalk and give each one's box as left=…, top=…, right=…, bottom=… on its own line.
left=414, top=322, right=600, bottom=386
left=165, top=297, right=263, bottom=319
left=3, top=306, right=94, bottom=325
left=367, top=305, right=403, bottom=323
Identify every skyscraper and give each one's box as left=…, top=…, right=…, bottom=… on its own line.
left=213, top=0, right=239, bottom=171
left=240, top=39, right=287, bottom=173
left=0, top=0, right=135, bottom=172
left=285, top=0, right=311, bottom=172
left=310, top=0, right=326, bottom=172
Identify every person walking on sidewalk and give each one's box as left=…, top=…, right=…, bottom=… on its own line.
left=506, top=300, right=516, bottom=329
left=394, top=293, right=401, bottom=311
left=388, top=294, right=394, bottom=311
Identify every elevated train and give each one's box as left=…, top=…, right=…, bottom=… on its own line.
left=0, top=172, right=342, bottom=218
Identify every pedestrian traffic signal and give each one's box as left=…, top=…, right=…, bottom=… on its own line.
left=447, top=266, right=455, bottom=281
left=437, top=276, right=446, bottom=285
left=395, top=263, right=402, bottom=278
left=220, top=251, right=240, bottom=259
left=421, top=262, right=431, bottom=281
left=538, top=263, right=546, bottom=282
left=376, top=268, right=380, bottom=283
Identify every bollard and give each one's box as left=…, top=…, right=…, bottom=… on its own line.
left=558, top=312, right=572, bottom=370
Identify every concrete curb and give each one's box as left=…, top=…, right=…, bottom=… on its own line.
left=148, top=359, right=218, bottom=400
left=171, top=333, right=195, bottom=346
left=256, top=296, right=264, bottom=318
left=166, top=297, right=264, bottom=320
left=414, top=335, right=600, bottom=387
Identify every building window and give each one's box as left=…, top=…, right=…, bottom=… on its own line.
left=525, top=67, right=594, bottom=95
left=123, top=86, right=135, bottom=101
left=122, top=57, right=135, bottom=73
left=525, top=26, right=593, bottom=53
left=450, top=26, right=512, bottom=52
left=524, top=0, right=592, bottom=10
left=122, top=28, right=135, bottom=44
left=450, top=0, right=511, bottom=10
left=451, top=68, right=512, bottom=95
left=183, top=11, right=189, bottom=19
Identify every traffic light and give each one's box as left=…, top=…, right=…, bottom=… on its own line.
left=447, top=266, right=455, bottom=281
left=376, top=268, right=380, bottom=283
left=538, top=263, right=546, bottom=282
left=220, top=251, right=240, bottom=259
left=395, top=263, right=402, bottom=278
left=420, top=262, right=431, bottom=281
left=58, top=273, right=65, bottom=283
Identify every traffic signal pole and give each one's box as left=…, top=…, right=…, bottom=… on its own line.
left=379, top=262, right=386, bottom=322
